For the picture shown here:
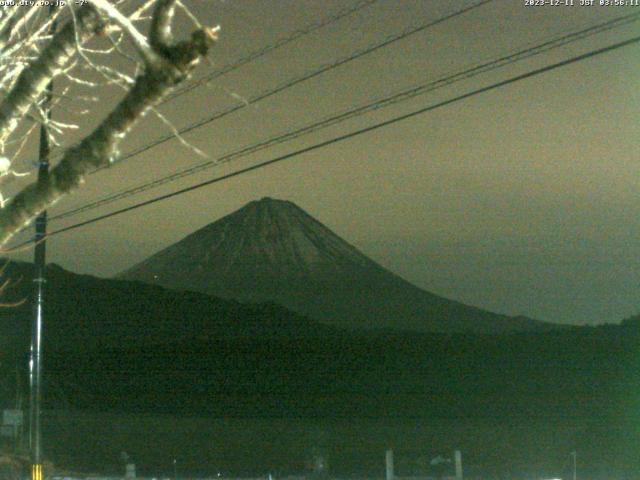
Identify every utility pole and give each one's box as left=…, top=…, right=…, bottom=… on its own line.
left=29, top=93, right=51, bottom=480
left=29, top=9, right=55, bottom=480
left=571, top=451, right=577, bottom=480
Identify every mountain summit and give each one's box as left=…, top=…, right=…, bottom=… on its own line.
left=119, top=197, right=550, bottom=334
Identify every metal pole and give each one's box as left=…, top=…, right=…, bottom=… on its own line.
left=29, top=9, right=54, bottom=477
left=385, top=449, right=394, bottom=480
left=454, top=450, right=463, bottom=480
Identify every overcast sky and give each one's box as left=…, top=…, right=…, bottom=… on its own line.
left=7, top=0, right=640, bottom=326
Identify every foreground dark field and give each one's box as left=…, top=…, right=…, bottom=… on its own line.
left=39, top=411, right=632, bottom=479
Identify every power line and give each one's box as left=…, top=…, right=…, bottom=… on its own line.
left=49, top=10, right=640, bottom=222
left=12, top=33, right=638, bottom=248
left=30, top=0, right=380, bottom=167
left=161, top=0, right=381, bottom=105
left=89, top=0, right=493, bottom=173
left=32, top=0, right=492, bottom=172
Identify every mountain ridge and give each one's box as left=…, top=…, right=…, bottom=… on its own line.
left=0, top=259, right=344, bottom=358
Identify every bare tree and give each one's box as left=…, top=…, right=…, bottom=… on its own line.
left=0, top=0, right=218, bottom=247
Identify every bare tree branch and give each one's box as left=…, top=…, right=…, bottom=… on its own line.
left=0, top=2, right=218, bottom=246
left=150, top=0, right=177, bottom=50
left=89, top=0, right=162, bottom=66
left=0, top=5, right=105, bottom=148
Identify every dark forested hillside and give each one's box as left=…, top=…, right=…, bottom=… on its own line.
left=41, top=324, right=639, bottom=421
left=0, top=260, right=636, bottom=421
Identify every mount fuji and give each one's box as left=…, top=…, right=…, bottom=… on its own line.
left=119, top=197, right=552, bottom=334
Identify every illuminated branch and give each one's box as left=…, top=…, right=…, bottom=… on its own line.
left=0, top=0, right=218, bottom=246
left=0, top=5, right=104, bottom=147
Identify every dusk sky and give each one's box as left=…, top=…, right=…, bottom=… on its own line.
left=6, top=0, right=640, bottom=326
